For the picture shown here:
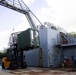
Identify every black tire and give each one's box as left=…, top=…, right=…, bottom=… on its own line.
left=9, top=62, right=16, bottom=70
left=2, top=63, right=5, bottom=69
left=21, top=62, right=27, bottom=69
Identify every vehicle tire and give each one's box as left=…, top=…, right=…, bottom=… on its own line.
left=21, top=62, right=27, bottom=68
left=9, top=62, right=15, bottom=70
left=2, top=63, right=5, bottom=69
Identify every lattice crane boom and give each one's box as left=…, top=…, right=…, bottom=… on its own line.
left=0, top=0, right=42, bottom=30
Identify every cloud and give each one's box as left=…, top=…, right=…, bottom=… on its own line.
left=23, top=0, right=36, bottom=5
left=0, top=30, right=11, bottom=50
left=13, top=16, right=30, bottom=32
left=42, top=0, right=76, bottom=32
left=36, top=7, right=55, bottom=23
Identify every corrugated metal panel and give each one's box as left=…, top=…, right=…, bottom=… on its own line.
left=47, top=46, right=62, bottom=68
left=17, top=28, right=39, bottom=50
left=73, top=47, right=76, bottom=60
left=23, top=48, right=39, bottom=67
left=39, top=27, right=61, bottom=68
left=39, top=28, right=48, bottom=67
left=63, top=47, right=75, bottom=67
left=63, top=48, right=73, bottom=59
left=47, top=28, right=61, bottom=67
left=17, top=28, right=30, bottom=50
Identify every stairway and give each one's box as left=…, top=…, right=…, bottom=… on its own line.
left=60, top=32, right=76, bottom=44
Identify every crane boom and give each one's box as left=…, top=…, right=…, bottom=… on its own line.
left=0, top=0, right=42, bottom=30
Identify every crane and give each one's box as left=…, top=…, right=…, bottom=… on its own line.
left=0, top=0, right=42, bottom=69
left=0, top=0, right=42, bottom=30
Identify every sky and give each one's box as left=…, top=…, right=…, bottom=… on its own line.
left=0, top=0, right=76, bottom=50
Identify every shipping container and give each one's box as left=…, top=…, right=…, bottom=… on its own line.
left=17, top=28, right=39, bottom=50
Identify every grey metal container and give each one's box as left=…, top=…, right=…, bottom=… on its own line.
left=62, top=46, right=76, bottom=67
left=23, top=48, right=40, bottom=67
left=17, top=28, right=39, bottom=50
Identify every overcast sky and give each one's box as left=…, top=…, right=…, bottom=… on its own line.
left=0, top=0, right=76, bottom=50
